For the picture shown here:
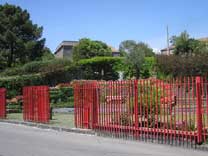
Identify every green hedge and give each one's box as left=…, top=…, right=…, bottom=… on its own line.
left=50, top=87, right=74, bottom=108
left=7, top=102, right=22, bottom=113
left=78, top=57, right=124, bottom=80
left=0, top=56, right=123, bottom=98
left=1, top=59, right=72, bottom=76
left=0, top=74, right=43, bottom=98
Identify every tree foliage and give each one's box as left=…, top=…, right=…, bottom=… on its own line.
left=0, top=3, right=49, bottom=70
left=156, top=54, right=208, bottom=77
left=119, top=40, right=155, bottom=57
left=78, top=57, right=123, bottom=80
left=72, top=38, right=112, bottom=61
left=119, top=40, right=154, bottom=78
left=171, top=31, right=208, bottom=56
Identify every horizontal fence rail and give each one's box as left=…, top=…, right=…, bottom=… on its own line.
left=74, top=77, right=208, bottom=145
left=23, top=86, right=50, bottom=123
left=0, top=88, right=6, bottom=119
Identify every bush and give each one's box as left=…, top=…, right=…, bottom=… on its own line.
left=0, top=74, right=43, bottom=98
left=0, top=57, right=123, bottom=98
left=78, top=57, right=124, bottom=80
left=0, top=59, right=79, bottom=97
left=123, top=57, right=156, bottom=79
left=156, top=54, right=208, bottom=77
left=1, top=59, right=72, bottom=76
left=7, top=102, right=22, bottom=113
left=140, top=57, right=156, bottom=78
left=137, top=80, right=163, bottom=127
left=50, top=87, right=74, bottom=108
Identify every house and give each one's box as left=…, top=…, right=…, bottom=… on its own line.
left=112, top=52, right=120, bottom=57
left=109, top=46, right=120, bottom=57
left=54, top=41, right=78, bottom=59
left=54, top=40, right=120, bottom=58
left=160, top=45, right=175, bottom=55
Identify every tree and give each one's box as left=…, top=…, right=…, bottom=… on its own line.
left=72, top=38, right=112, bottom=61
left=171, top=31, right=208, bottom=56
left=119, top=40, right=154, bottom=78
left=78, top=57, right=123, bottom=80
left=119, top=40, right=155, bottom=57
left=41, top=47, right=54, bottom=61
left=0, top=3, right=46, bottom=69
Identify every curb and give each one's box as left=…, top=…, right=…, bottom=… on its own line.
left=0, top=119, right=95, bottom=135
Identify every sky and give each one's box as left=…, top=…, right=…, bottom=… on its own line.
left=1, top=0, right=208, bottom=53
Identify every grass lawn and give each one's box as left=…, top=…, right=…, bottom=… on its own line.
left=7, top=113, right=23, bottom=121
left=50, top=113, right=74, bottom=128
left=6, top=113, right=75, bottom=128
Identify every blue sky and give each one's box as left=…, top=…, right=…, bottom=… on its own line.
left=1, top=0, right=208, bottom=53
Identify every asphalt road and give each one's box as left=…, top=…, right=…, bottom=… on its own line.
left=0, top=123, right=207, bottom=156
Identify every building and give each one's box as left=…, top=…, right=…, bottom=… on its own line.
left=160, top=45, right=175, bottom=55
left=109, top=46, right=120, bottom=57
left=112, top=52, right=120, bottom=57
left=54, top=40, right=120, bottom=58
left=54, top=41, right=78, bottom=59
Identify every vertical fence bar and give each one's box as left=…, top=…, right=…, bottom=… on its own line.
left=73, top=78, right=208, bottom=145
left=134, top=80, right=138, bottom=138
left=0, top=88, right=6, bottom=119
left=196, top=76, right=203, bottom=144
left=206, top=77, right=208, bottom=142
left=23, top=86, right=49, bottom=123
left=202, top=76, right=206, bottom=143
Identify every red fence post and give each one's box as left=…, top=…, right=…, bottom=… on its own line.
left=0, top=88, right=6, bottom=119
left=92, top=82, right=98, bottom=129
left=23, top=86, right=34, bottom=122
left=134, top=80, right=138, bottom=129
left=196, top=76, right=203, bottom=144
left=23, top=86, right=50, bottom=123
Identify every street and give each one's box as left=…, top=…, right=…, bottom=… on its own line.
left=0, top=122, right=207, bottom=156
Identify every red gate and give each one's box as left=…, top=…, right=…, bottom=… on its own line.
left=74, top=81, right=98, bottom=129
left=23, top=86, right=50, bottom=123
left=73, top=77, right=208, bottom=145
left=0, top=88, right=6, bottom=119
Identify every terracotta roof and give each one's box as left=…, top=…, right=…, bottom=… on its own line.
left=108, top=46, right=118, bottom=52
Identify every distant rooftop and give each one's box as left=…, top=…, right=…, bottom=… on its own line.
left=54, top=40, right=119, bottom=55
left=198, top=37, right=208, bottom=42
left=109, top=46, right=118, bottom=52
left=55, top=41, right=78, bottom=54
left=160, top=45, right=175, bottom=52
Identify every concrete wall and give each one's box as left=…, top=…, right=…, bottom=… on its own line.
left=55, top=48, right=64, bottom=58
left=63, top=46, right=73, bottom=59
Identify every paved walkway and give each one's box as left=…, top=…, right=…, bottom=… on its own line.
left=0, top=122, right=207, bottom=156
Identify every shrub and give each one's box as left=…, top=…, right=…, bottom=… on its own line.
left=1, top=59, right=72, bottom=76
left=0, top=59, right=79, bottom=97
left=50, top=87, right=74, bottom=108
left=140, top=57, right=156, bottom=78
left=78, top=57, right=124, bottom=80
left=156, top=54, right=208, bottom=77
left=0, top=74, right=43, bottom=98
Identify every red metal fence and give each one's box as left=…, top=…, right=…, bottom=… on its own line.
left=74, top=77, right=208, bottom=145
left=0, top=88, right=6, bottom=119
left=23, top=86, right=50, bottom=123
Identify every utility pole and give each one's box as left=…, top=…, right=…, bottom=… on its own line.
left=167, top=25, right=170, bottom=55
